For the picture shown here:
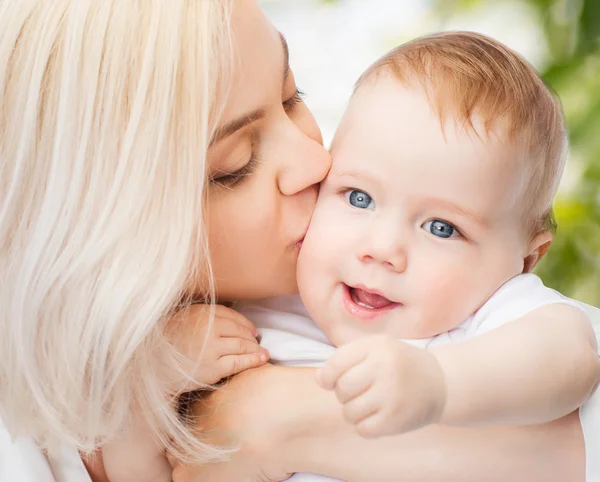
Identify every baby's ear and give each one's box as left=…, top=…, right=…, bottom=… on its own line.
left=523, top=230, right=554, bottom=273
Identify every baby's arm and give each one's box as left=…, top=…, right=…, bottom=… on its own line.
left=103, top=304, right=269, bottom=482
left=318, top=303, right=600, bottom=436
left=433, top=303, right=600, bottom=426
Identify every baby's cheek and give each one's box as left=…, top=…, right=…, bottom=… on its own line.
left=297, top=218, right=340, bottom=298
left=429, top=275, right=481, bottom=332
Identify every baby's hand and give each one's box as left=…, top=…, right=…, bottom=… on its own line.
left=316, top=334, right=446, bottom=438
left=165, top=304, right=269, bottom=390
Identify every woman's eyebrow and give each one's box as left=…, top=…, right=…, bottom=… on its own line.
left=279, top=31, right=290, bottom=83
left=210, top=32, right=289, bottom=147
left=210, top=109, right=266, bottom=146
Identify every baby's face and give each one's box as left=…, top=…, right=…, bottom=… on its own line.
left=297, top=74, right=531, bottom=346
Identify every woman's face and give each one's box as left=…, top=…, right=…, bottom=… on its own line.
left=203, top=0, right=331, bottom=302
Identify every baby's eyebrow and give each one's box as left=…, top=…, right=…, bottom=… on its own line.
left=426, top=198, right=487, bottom=226
left=330, top=169, right=381, bottom=186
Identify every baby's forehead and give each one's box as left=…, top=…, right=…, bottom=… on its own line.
left=329, top=83, right=530, bottom=221
left=331, top=32, right=566, bottom=236
left=344, top=72, right=514, bottom=142
left=332, top=75, right=518, bottom=163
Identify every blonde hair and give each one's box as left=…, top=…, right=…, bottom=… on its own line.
left=0, top=0, right=232, bottom=461
left=357, top=31, right=567, bottom=235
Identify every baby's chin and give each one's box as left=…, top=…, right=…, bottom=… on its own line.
left=325, top=322, right=370, bottom=347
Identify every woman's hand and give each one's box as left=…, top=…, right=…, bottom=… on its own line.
left=169, top=364, right=307, bottom=482
left=165, top=304, right=270, bottom=392
left=97, top=305, right=270, bottom=482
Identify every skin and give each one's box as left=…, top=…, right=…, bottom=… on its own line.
left=94, top=1, right=330, bottom=481
left=295, top=74, right=583, bottom=437
left=199, top=0, right=330, bottom=302
left=168, top=3, right=593, bottom=482
left=88, top=1, right=591, bottom=480
left=85, top=1, right=330, bottom=480
left=298, top=73, right=550, bottom=345
left=168, top=365, right=586, bottom=482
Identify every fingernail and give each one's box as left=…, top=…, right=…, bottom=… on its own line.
left=260, top=353, right=267, bottom=362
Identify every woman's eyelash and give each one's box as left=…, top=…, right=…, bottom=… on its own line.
left=209, top=89, right=303, bottom=188
left=210, top=152, right=260, bottom=188
left=283, top=88, right=305, bottom=112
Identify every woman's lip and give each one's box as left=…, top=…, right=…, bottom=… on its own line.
left=294, top=228, right=309, bottom=250
left=293, top=219, right=312, bottom=250
left=341, top=283, right=401, bottom=322
left=294, top=234, right=306, bottom=250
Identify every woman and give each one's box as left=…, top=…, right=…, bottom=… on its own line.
left=0, top=1, right=594, bottom=481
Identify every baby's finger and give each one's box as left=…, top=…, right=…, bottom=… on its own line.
left=217, top=318, right=258, bottom=344
left=342, top=392, right=379, bottom=425
left=317, top=344, right=368, bottom=390
left=355, top=410, right=389, bottom=439
left=217, top=337, right=269, bottom=359
left=217, top=353, right=268, bottom=378
left=333, top=360, right=373, bottom=403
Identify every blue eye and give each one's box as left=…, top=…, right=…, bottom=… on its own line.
left=422, top=219, right=460, bottom=239
left=345, top=189, right=375, bottom=209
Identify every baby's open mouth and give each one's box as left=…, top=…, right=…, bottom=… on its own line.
left=342, top=283, right=401, bottom=321
left=350, top=286, right=394, bottom=309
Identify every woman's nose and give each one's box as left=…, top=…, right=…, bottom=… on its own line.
left=276, top=116, right=332, bottom=196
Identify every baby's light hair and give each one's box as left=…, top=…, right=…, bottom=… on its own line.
left=357, top=31, right=567, bottom=235
left=0, top=0, right=233, bottom=463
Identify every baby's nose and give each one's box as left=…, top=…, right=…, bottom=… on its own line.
left=358, top=243, right=407, bottom=273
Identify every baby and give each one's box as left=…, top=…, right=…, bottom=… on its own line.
left=104, top=31, right=600, bottom=482
left=234, top=31, right=600, bottom=481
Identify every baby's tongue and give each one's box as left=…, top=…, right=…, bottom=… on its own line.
left=352, top=288, right=393, bottom=309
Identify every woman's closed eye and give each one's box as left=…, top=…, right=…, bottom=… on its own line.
left=210, top=152, right=260, bottom=188
left=344, top=189, right=375, bottom=210
left=283, top=88, right=305, bottom=114
left=422, top=219, right=461, bottom=239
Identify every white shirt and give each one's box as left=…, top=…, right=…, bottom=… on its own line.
left=236, top=273, right=600, bottom=482
left=1, top=274, right=598, bottom=482
left=0, top=419, right=90, bottom=482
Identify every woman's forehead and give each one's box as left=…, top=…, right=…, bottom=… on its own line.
left=222, top=1, right=286, bottom=119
